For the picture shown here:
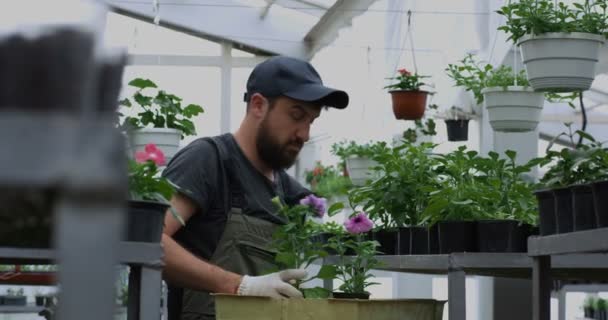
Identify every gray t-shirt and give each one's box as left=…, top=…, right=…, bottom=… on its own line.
left=162, top=133, right=310, bottom=260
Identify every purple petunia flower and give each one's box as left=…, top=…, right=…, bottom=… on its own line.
left=344, top=212, right=374, bottom=234
left=299, top=194, right=327, bottom=218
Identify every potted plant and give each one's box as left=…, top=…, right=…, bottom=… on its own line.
left=304, top=162, right=353, bottom=201
left=384, top=68, right=430, bottom=120
left=401, top=104, right=438, bottom=145
left=539, top=125, right=608, bottom=233
left=331, top=141, right=388, bottom=187
left=584, top=296, right=597, bottom=319
left=327, top=212, right=379, bottom=299
left=474, top=150, right=540, bottom=252
left=436, top=106, right=475, bottom=142
left=349, top=142, right=439, bottom=255
left=215, top=198, right=446, bottom=320
left=446, top=54, right=544, bottom=133
left=497, top=0, right=607, bottom=92
left=127, top=143, right=184, bottom=242
left=597, top=298, right=608, bottom=320
left=119, top=78, right=204, bottom=163
left=270, top=195, right=340, bottom=298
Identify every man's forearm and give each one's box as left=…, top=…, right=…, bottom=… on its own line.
left=161, top=234, right=243, bottom=294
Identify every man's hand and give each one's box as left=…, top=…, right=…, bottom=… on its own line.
left=237, top=269, right=307, bottom=299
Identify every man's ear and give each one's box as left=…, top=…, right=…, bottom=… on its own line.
left=248, top=93, right=270, bottom=119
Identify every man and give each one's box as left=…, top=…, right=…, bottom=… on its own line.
left=161, top=56, right=349, bottom=320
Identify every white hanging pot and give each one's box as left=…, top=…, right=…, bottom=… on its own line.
left=345, top=156, right=378, bottom=187
left=518, top=32, right=605, bottom=92
left=129, top=128, right=182, bottom=163
left=482, top=86, right=544, bottom=133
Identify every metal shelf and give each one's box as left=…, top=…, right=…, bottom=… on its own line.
left=0, top=242, right=163, bottom=266
left=528, top=228, right=608, bottom=256
left=529, top=228, right=608, bottom=320
left=0, top=305, right=45, bottom=314
left=325, top=252, right=608, bottom=320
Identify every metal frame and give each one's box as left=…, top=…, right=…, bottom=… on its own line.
left=0, top=111, right=162, bottom=320
left=529, top=228, right=608, bottom=320
left=323, top=253, right=608, bottom=320
left=0, top=243, right=163, bottom=320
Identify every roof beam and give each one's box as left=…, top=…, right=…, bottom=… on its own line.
left=261, top=0, right=276, bottom=19
left=274, top=0, right=328, bottom=17
left=304, top=0, right=378, bottom=59
left=106, top=0, right=313, bottom=59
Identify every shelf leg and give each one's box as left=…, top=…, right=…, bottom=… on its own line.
left=533, top=256, right=551, bottom=320
left=448, top=269, right=466, bottom=320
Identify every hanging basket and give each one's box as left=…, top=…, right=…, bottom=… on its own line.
left=518, top=32, right=605, bottom=92
left=481, top=86, right=544, bottom=132
left=389, top=90, right=428, bottom=120
left=444, top=119, right=469, bottom=141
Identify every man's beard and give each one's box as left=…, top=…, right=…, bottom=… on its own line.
left=256, top=119, right=303, bottom=170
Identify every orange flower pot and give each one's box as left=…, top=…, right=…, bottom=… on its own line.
left=389, top=90, right=428, bottom=120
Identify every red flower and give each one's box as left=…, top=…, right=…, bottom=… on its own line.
left=313, top=166, right=324, bottom=176
left=135, top=144, right=166, bottom=166
left=398, top=68, right=411, bottom=76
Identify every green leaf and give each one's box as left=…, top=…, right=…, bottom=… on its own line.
left=129, top=78, right=158, bottom=89
left=328, top=202, right=344, bottom=217
left=119, top=98, right=132, bottom=107
left=134, top=92, right=153, bottom=107
left=316, top=265, right=338, bottom=280
left=183, top=104, right=204, bottom=117
left=302, top=287, right=331, bottom=299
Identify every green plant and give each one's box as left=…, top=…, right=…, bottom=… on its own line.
left=349, top=142, right=439, bottom=228
left=585, top=296, right=597, bottom=309
left=384, top=68, right=429, bottom=91
left=402, top=104, right=438, bottom=143
left=304, top=162, right=352, bottom=200
left=497, top=0, right=608, bottom=43
left=129, top=143, right=185, bottom=225
left=119, top=78, right=204, bottom=138
left=425, top=147, right=540, bottom=225
left=270, top=195, right=343, bottom=298
left=325, top=213, right=380, bottom=295
left=331, top=140, right=389, bottom=160
left=540, top=124, right=608, bottom=187
left=446, top=54, right=529, bottom=105
left=596, top=298, right=608, bottom=311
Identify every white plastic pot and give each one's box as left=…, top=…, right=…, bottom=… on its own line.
left=345, top=156, right=378, bottom=187
left=482, top=86, right=544, bottom=133
left=129, top=128, right=181, bottom=163
left=518, top=32, right=605, bottom=92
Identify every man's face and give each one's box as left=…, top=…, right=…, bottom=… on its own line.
left=256, top=96, right=322, bottom=170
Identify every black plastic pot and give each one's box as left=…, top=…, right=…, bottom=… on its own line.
left=598, top=310, right=608, bottom=320
left=534, top=189, right=557, bottom=236
left=428, top=224, right=439, bottom=254
left=332, top=292, right=370, bottom=300
left=35, top=296, right=45, bottom=306
left=372, top=229, right=398, bottom=255
left=445, top=119, right=469, bottom=142
left=410, top=226, right=429, bottom=255
left=438, top=221, right=476, bottom=254
left=572, top=185, right=596, bottom=231
left=397, top=227, right=410, bottom=255
left=126, top=200, right=169, bottom=243
left=591, top=180, right=608, bottom=228
left=476, top=220, right=531, bottom=252
left=584, top=307, right=595, bottom=319
left=553, top=187, right=574, bottom=234
left=2, top=296, right=26, bottom=306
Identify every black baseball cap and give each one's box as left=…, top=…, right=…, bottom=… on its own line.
left=244, top=56, right=349, bottom=109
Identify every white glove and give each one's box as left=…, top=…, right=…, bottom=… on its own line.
left=237, top=269, right=307, bottom=299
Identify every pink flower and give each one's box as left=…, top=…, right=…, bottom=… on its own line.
left=300, top=194, right=327, bottom=218
left=344, top=212, right=374, bottom=234
left=135, top=144, right=166, bottom=166
left=398, top=68, right=411, bottom=76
